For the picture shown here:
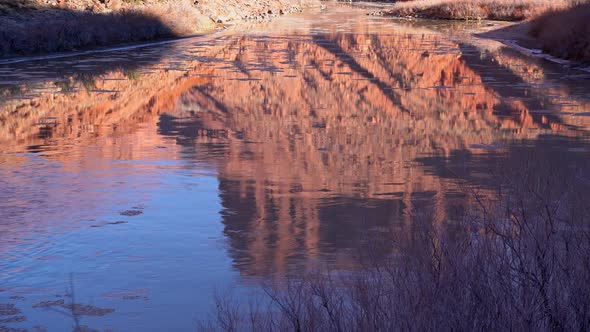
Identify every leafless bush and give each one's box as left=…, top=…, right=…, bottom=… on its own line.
left=202, top=157, right=590, bottom=331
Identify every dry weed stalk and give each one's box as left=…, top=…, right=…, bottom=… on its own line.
left=202, top=157, right=590, bottom=331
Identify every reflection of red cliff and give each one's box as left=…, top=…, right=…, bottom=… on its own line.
left=180, top=29, right=586, bottom=197
left=1, top=13, right=589, bottom=276
left=0, top=63, right=217, bottom=259
left=0, top=67, right=211, bottom=157
left=168, top=28, right=590, bottom=275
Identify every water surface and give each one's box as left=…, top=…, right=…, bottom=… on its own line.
left=1, top=5, right=590, bottom=331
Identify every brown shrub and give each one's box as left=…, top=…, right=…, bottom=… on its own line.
left=529, top=3, right=590, bottom=62
left=383, top=0, right=579, bottom=21
left=0, top=0, right=210, bottom=57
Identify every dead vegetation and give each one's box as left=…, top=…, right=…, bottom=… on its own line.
left=529, top=3, right=590, bottom=62
left=380, top=0, right=581, bottom=21
left=0, top=0, right=317, bottom=58
left=201, top=150, right=590, bottom=331
left=0, top=0, right=210, bottom=57
left=377, top=0, right=590, bottom=64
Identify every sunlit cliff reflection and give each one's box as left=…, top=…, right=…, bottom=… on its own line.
left=1, top=9, right=590, bottom=281
left=159, top=24, right=590, bottom=274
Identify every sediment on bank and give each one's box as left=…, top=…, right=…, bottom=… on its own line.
left=0, top=0, right=319, bottom=58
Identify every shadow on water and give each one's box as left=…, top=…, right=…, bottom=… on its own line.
left=0, top=41, right=180, bottom=104
left=416, top=135, right=590, bottom=188
left=0, top=0, right=201, bottom=104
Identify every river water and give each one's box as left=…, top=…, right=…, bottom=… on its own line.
left=1, top=4, right=590, bottom=331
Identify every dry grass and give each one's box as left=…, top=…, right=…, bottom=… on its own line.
left=201, top=152, right=590, bottom=331
left=0, top=0, right=211, bottom=57
left=382, top=0, right=580, bottom=21
left=529, top=3, right=590, bottom=62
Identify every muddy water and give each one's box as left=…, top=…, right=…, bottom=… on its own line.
left=1, top=4, right=590, bottom=331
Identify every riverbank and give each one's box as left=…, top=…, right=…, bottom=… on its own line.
left=528, top=3, right=590, bottom=63
left=474, top=4, right=590, bottom=65
left=374, top=0, right=572, bottom=21
left=372, top=0, right=590, bottom=64
left=0, top=0, right=319, bottom=58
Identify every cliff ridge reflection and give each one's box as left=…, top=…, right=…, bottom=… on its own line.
left=2, top=16, right=590, bottom=277
left=158, top=29, right=590, bottom=275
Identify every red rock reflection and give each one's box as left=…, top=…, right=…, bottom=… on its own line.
left=1, top=14, right=590, bottom=276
